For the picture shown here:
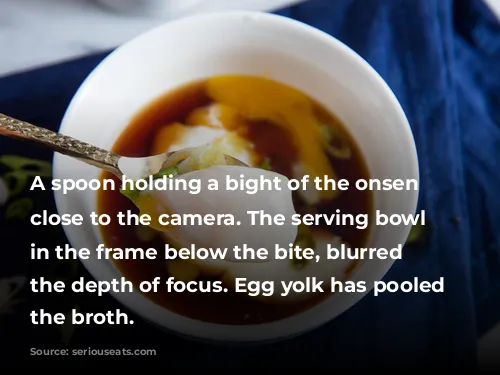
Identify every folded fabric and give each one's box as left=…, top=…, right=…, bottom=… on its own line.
left=0, top=0, right=498, bottom=369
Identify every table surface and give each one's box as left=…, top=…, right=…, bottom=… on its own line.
left=1, top=0, right=497, bottom=77
left=455, top=0, right=500, bottom=366
left=0, top=0, right=306, bottom=78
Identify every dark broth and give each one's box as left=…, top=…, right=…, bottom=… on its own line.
left=97, top=78, right=372, bottom=325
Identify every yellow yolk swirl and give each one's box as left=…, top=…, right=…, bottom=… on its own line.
left=205, top=75, right=338, bottom=201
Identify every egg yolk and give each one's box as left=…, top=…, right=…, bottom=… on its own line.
left=205, top=75, right=338, bottom=199
left=151, top=122, right=186, bottom=155
left=135, top=194, right=169, bottom=231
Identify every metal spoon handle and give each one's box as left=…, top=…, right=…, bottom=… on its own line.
left=0, top=113, right=121, bottom=176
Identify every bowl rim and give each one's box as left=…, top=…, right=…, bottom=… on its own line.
left=54, top=10, right=419, bottom=342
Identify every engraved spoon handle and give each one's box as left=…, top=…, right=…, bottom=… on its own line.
left=0, top=113, right=122, bottom=176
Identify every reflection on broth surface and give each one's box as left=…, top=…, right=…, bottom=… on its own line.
left=97, top=75, right=372, bottom=324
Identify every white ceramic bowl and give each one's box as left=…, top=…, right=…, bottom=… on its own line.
left=54, top=11, right=419, bottom=343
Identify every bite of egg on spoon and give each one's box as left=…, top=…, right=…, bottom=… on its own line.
left=0, top=113, right=352, bottom=304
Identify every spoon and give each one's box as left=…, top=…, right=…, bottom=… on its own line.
left=0, top=113, right=247, bottom=180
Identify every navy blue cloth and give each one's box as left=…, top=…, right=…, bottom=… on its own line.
left=0, top=0, right=499, bottom=369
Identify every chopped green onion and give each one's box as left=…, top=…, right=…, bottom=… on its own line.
left=319, top=124, right=352, bottom=160
left=3, top=171, right=29, bottom=197
left=294, top=224, right=316, bottom=248
left=120, top=185, right=139, bottom=201
left=405, top=223, right=426, bottom=245
left=259, top=158, right=271, bottom=170
left=5, top=197, right=33, bottom=219
left=0, top=155, right=52, bottom=177
left=294, top=236, right=316, bottom=251
left=120, top=166, right=178, bottom=202
left=152, top=165, right=178, bottom=180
